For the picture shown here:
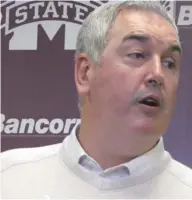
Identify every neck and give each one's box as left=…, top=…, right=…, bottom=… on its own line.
left=78, top=115, right=159, bottom=170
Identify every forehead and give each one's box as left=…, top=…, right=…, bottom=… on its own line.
left=108, top=9, right=179, bottom=46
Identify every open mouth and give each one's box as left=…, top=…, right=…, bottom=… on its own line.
left=139, top=97, right=160, bottom=107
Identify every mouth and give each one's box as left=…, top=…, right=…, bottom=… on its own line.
left=138, top=96, right=160, bottom=107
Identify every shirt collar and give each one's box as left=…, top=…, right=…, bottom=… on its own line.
left=64, top=125, right=165, bottom=177
left=64, top=125, right=87, bottom=164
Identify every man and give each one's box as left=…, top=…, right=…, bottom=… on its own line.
left=1, top=1, right=192, bottom=199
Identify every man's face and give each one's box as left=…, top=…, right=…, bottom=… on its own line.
left=81, top=9, right=181, bottom=136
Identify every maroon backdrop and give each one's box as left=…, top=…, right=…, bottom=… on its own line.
left=1, top=1, right=192, bottom=168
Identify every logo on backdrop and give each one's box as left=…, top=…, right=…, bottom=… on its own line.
left=160, top=0, right=192, bottom=27
left=1, top=113, right=81, bottom=135
left=1, top=0, right=109, bottom=50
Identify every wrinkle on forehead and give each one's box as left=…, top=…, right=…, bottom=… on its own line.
left=108, top=9, right=180, bottom=47
left=121, top=29, right=179, bottom=48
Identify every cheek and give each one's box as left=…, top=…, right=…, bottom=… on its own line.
left=89, top=67, right=135, bottom=107
left=168, top=77, right=179, bottom=98
left=164, top=77, right=179, bottom=110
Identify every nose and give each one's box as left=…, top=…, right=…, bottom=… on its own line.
left=144, top=56, right=165, bottom=89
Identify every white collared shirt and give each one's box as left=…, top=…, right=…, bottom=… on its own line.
left=64, top=126, right=164, bottom=180
left=2, top=127, right=192, bottom=198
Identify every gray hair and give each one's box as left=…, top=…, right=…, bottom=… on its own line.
left=75, top=0, right=179, bottom=64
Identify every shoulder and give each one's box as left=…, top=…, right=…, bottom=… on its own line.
left=166, top=158, right=192, bottom=188
left=1, top=143, right=62, bottom=172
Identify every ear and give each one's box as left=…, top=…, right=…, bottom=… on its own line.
left=74, top=53, right=94, bottom=97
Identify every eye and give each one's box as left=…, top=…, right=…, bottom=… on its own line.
left=162, top=58, right=176, bottom=69
left=127, top=52, right=145, bottom=59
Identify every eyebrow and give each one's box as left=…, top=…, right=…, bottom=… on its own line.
left=168, top=44, right=182, bottom=55
left=122, top=33, right=182, bottom=55
left=122, top=34, right=149, bottom=43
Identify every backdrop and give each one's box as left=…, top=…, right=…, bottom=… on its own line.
left=1, top=0, right=192, bottom=168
